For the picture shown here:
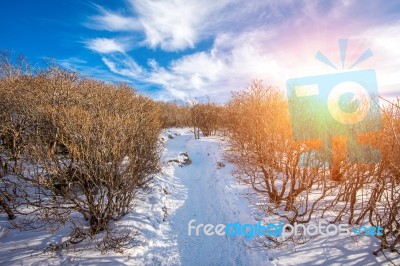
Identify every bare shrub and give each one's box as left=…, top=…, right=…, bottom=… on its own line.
left=158, top=101, right=191, bottom=128
left=225, top=81, right=335, bottom=245
left=0, top=51, right=34, bottom=220
left=224, top=80, right=400, bottom=258
left=367, top=99, right=400, bottom=255
left=0, top=58, right=161, bottom=251
left=189, top=98, right=222, bottom=139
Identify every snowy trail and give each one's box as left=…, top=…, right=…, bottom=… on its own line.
left=0, top=128, right=272, bottom=265
left=152, top=128, right=271, bottom=266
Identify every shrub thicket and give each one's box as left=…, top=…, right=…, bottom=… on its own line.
left=0, top=53, right=161, bottom=251
left=224, top=80, right=400, bottom=257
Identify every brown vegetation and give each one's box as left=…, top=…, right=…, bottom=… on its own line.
left=224, top=80, right=399, bottom=257
left=0, top=52, right=161, bottom=252
left=0, top=51, right=398, bottom=258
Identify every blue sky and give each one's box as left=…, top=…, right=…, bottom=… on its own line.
left=1, top=0, right=400, bottom=102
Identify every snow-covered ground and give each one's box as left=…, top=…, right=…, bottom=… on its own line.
left=0, top=128, right=271, bottom=265
left=0, top=128, right=398, bottom=265
left=141, top=128, right=271, bottom=265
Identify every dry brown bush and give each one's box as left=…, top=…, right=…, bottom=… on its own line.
left=189, top=99, right=222, bottom=139
left=225, top=81, right=332, bottom=227
left=224, top=80, right=399, bottom=257
left=0, top=53, right=161, bottom=252
left=157, top=101, right=191, bottom=128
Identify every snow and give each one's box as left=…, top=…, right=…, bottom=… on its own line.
left=151, top=128, right=271, bottom=265
left=0, top=128, right=271, bottom=265
left=0, top=128, right=398, bottom=265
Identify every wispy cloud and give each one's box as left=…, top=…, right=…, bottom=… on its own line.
left=87, top=0, right=236, bottom=51
left=100, top=27, right=284, bottom=101
left=85, top=5, right=141, bottom=32
left=85, top=38, right=129, bottom=54
left=101, top=53, right=145, bottom=79
left=83, top=0, right=400, bottom=101
left=357, top=22, right=400, bottom=97
left=130, top=0, right=205, bottom=51
left=50, top=57, right=134, bottom=84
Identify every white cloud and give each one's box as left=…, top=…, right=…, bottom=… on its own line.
left=51, top=57, right=133, bottom=84
left=356, top=22, right=400, bottom=98
left=86, top=5, right=141, bottom=31
left=131, top=0, right=236, bottom=51
left=101, top=54, right=145, bottom=79
left=87, top=0, right=237, bottom=51
left=100, top=20, right=400, bottom=102
left=85, top=1, right=325, bottom=53
left=84, top=0, right=400, bottom=101
left=141, top=28, right=285, bottom=101
left=86, top=38, right=128, bottom=54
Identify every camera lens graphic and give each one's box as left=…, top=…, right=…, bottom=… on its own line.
left=327, top=81, right=371, bottom=125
